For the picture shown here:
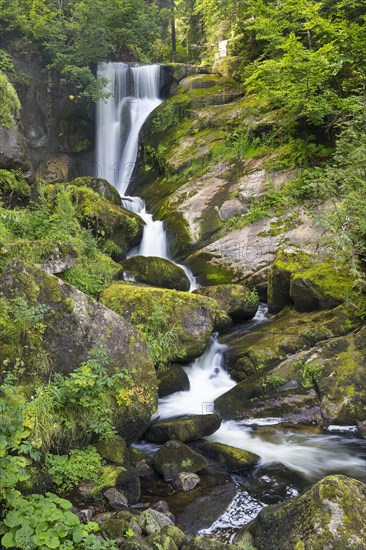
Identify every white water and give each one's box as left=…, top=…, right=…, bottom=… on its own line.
left=96, top=62, right=196, bottom=290
left=157, top=307, right=366, bottom=480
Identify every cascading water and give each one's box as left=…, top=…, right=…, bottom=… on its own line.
left=96, top=62, right=196, bottom=288
left=156, top=305, right=366, bottom=538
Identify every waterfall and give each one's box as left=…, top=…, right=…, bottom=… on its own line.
left=96, top=61, right=196, bottom=289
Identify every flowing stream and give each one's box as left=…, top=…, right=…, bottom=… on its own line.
left=96, top=62, right=196, bottom=288
left=96, top=63, right=366, bottom=539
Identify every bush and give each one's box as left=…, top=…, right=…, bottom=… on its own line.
left=45, top=447, right=102, bottom=492
left=0, top=70, right=20, bottom=128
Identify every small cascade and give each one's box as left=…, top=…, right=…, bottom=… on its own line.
left=156, top=306, right=366, bottom=480
left=96, top=62, right=196, bottom=289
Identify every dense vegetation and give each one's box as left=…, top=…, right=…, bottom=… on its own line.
left=0, top=1, right=366, bottom=548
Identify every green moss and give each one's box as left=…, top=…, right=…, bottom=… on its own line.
left=89, top=465, right=126, bottom=497
left=292, top=263, right=353, bottom=300
left=185, top=252, right=237, bottom=286
left=0, top=169, right=30, bottom=205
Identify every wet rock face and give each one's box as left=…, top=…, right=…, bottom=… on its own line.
left=235, top=475, right=366, bottom=550
left=119, top=256, right=191, bottom=292
left=144, top=414, right=222, bottom=444
left=0, top=260, right=157, bottom=443
left=0, top=123, right=33, bottom=177
left=151, top=440, right=208, bottom=480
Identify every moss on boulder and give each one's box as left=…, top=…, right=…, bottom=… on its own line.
left=66, top=176, right=122, bottom=205
left=196, top=442, right=260, bottom=472
left=268, top=248, right=313, bottom=313
left=100, top=282, right=226, bottom=364
left=144, top=414, right=222, bottom=443
left=119, top=256, right=190, bottom=291
left=290, top=263, right=353, bottom=312
left=235, top=475, right=366, bottom=550
left=0, top=260, right=157, bottom=443
left=152, top=440, right=208, bottom=480
left=96, top=435, right=128, bottom=466
left=194, top=284, right=259, bottom=321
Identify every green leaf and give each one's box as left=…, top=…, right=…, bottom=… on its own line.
left=1, top=531, right=16, bottom=548
left=45, top=535, right=61, bottom=548
left=3, top=511, right=22, bottom=528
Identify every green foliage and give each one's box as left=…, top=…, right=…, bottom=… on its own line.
left=0, top=50, right=14, bottom=74
left=0, top=170, right=30, bottom=204
left=260, top=375, right=286, bottom=392
left=45, top=447, right=102, bottom=492
left=25, top=349, right=136, bottom=452
left=293, top=359, right=324, bottom=390
left=136, top=304, right=181, bottom=372
left=0, top=70, right=20, bottom=128
left=0, top=492, right=108, bottom=549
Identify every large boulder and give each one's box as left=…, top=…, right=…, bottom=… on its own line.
left=290, top=263, right=353, bottom=312
left=158, top=365, right=190, bottom=398
left=152, top=440, right=208, bottom=480
left=144, top=414, right=222, bottom=443
left=66, top=176, right=122, bottom=205
left=119, top=256, right=191, bottom=291
left=194, top=284, right=259, bottom=321
left=100, top=283, right=226, bottom=364
left=196, top=442, right=260, bottom=472
left=235, top=475, right=366, bottom=550
left=46, top=183, right=144, bottom=257
left=0, top=123, right=33, bottom=177
left=0, top=260, right=157, bottom=443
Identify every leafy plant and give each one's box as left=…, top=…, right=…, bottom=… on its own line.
left=44, top=447, right=102, bottom=493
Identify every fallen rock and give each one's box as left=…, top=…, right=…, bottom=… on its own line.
left=194, top=284, right=259, bottom=321
left=173, top=472, right=200, bottom=492
left=103, top=488, right=128, bottom=510
left=235, top=475, right=366, bottom=550
left=138, top=508, right=174, bottom=535
left=152, top=440, right=208, bottom=480
left=158, top=365, right=190, bottom=398
left=196, top=441, right=260, bottom=472
left=144, top=414, right=222, bottom=443
left=119, top=256, right=191, bottom=292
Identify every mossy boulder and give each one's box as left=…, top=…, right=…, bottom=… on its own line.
left=100, top=283, right=226, bottom=364
left=268, top=248, right=313, bottom=313
left=145, top=533, right=178, bottom=550
left=194, top=284, right=259, bottom=321
left=185, top=538, right=234, bottom=550
left=3, top=239, right=77, bottom=274
left=101, top=518, right=131, bottom=539
left=196, top=442, right=260, bottom=472
left=119, top=256, right=190, bottom=291
left=235, top=475, right=366, bottom=550
left=46, top=183, right=143, bottom=256
left=152, top=440, right=208, bottom=480
left=290, top=263, right=353, bottom=312
left=138, top=508, right=174, bottom=535
left=216, top=312, right=366, bottom=424
left=144, top=414, right=222, bottom=443
left=158, top=365, right=190, bottom=398
left=0, top=260, right=157, bottom=443
left=96, top=435, right=128, bottom=466
left=160, top=525, right=187, bottom=549
left=67, top=176, right=121, bottom=205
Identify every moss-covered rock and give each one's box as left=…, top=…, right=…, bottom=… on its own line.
left=0, top=260, right=157, bottom=443
left=235, top=475, right=366, bottom=550
left=158, top=365, right=190, bottom=398
left=3, top=239, right=77, bottom=274
left=145, top=533, right=178, bottom=550
left=101, top=518, right=131, bottom=539
left=196, top=442, right=260, bottom=472
left=138, top=508, right=174, bottom=536
left=144, top=414, right=222, bottom=443
left=67, top=176, right=121, bottom=205
left=100, top=282, right=226, bottom=364
left=46, top=183, right=143, bottom=256
left=152, top=440, right=208, bottom=480
left=160, top=525, right=187, bottom=549
left=119, top=256, right=190, bottom=291
left=96, top=435, right=128, bottom=466
left=194, top=284, right=259, bottom=321
left=268, top=248, right=313, bottom=313
left=290, top=263, right=353, bottom=312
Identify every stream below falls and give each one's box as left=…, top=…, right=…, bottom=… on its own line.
left=96, top=62, right=366, bottom=541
